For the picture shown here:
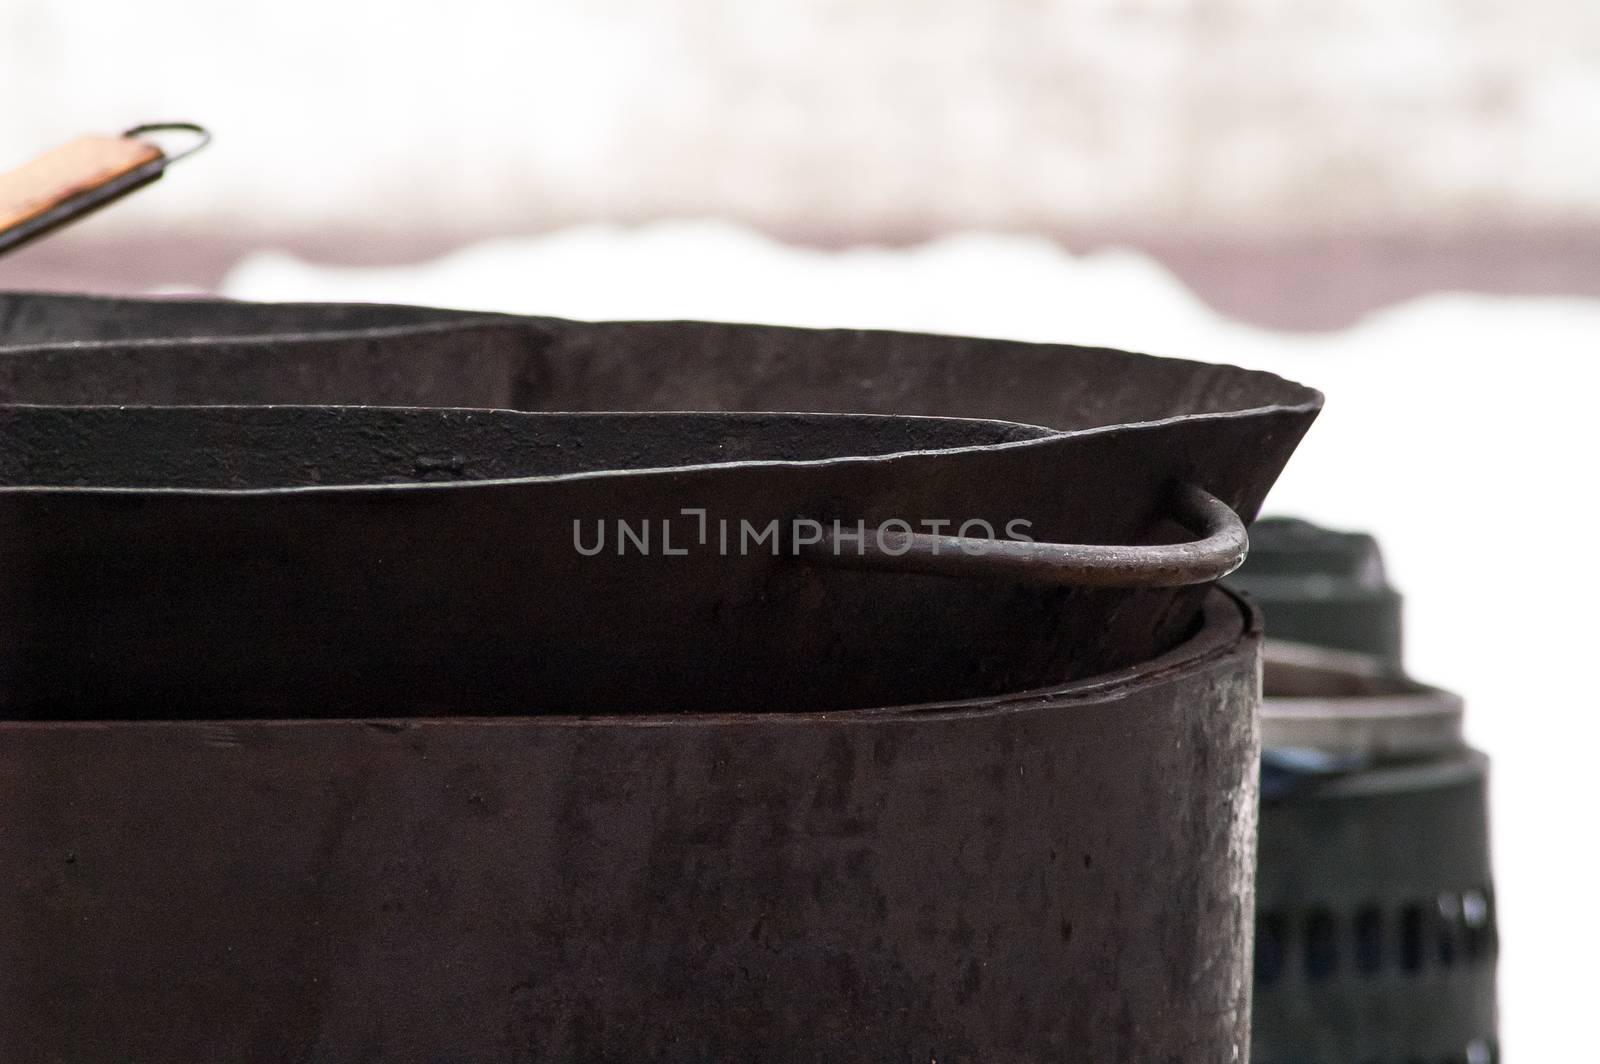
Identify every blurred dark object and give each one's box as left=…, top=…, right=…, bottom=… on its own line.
left=1229, top=516, right=1403, bottom=669
left=1229, top=518, right=1499, bottom=1064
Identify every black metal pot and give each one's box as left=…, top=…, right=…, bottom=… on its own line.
left=0, top=295, right=1320, bottom=477
left=0, top=587, right=1263, bottom=1064
left=1, top=403, right=1254, bottom=718
left=0, top=293, right=1318, bottom=1061
left=0, top=297, right=1319, bottom=719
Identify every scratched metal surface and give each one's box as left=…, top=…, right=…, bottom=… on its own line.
left=0, top=590, right=1262, bottom=1064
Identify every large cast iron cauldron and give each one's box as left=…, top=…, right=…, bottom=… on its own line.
left=0, top=293, right=1318, bottom=720
left=0, top=292, right=1318, bottom=443
left=0, top=296, right=1320, bottom=483
left=0, top=293, right=1314, bottom=1062
left=0, top=587, right=1262, bottom=1064
left=0, top=403, right=1256, bottom=718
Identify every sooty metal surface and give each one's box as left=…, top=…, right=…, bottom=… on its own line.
left=0, top=588, right=1262, bottom=1064
left=0, top=292, right=1320, bottom=439
left=0, top=293, right=1318, bottom=720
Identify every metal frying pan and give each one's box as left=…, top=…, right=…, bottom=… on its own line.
left=0, top=403, right=1257, bottom=719
left=0, top=294, right=1320, bottom=718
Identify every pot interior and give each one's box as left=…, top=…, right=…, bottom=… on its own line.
left=0, top=406, right=1050, bottom=490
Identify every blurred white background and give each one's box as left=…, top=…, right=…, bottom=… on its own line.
left=5, top=1, right=1598, bottom=1058
left=5, top=0, right=1600, bottom=328
left=5, top=1, right=1600, bottom=238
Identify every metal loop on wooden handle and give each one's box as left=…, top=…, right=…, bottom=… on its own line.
left=120, top=123, right=212, bottom=165
left=798, top=484, right=1248, bottom=588
left=0, top=122, right=209, bottom=257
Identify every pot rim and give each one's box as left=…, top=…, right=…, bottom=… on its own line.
left=0, top=587, right=1259, bottom=730
left=0, top=398, right=1315, bottom=498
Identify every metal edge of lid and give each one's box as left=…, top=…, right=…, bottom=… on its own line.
left=1261, top=640, right=1464, bottom=760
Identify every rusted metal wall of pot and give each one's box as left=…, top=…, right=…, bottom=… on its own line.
left=0, top=591, right=1261, bottom=1063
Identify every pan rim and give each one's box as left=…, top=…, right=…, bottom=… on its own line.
left=0, top=399, right=1313, bottom=496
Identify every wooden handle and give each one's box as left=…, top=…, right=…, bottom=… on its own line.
left=0, top=134, right=164, bottom=234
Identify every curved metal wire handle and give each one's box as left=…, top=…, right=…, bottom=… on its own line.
left=797, top=483, right=1248, bottom=588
